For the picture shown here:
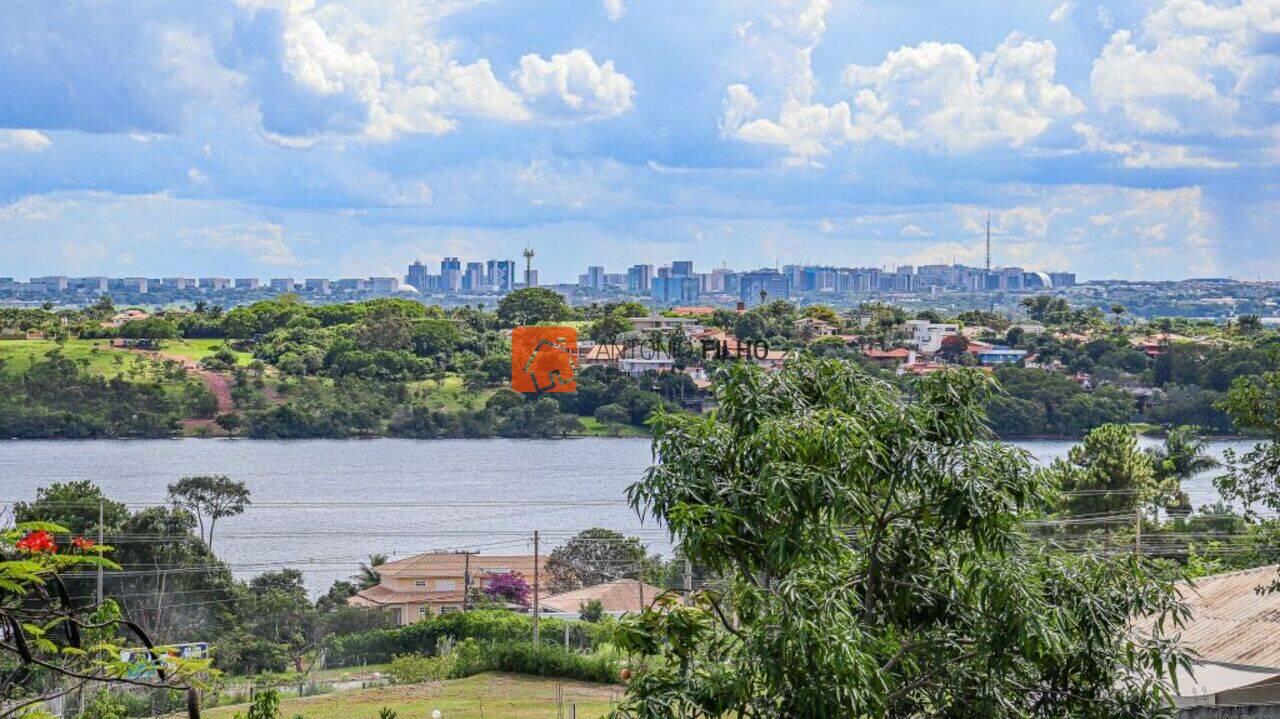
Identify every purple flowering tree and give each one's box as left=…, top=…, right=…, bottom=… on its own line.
left=483, top=571, right=532, bottom=607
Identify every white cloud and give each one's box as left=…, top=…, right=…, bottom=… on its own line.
left=1050, top=2, right=1075, bottom=23
left=1089, top=0, right=1280, bottom=143
left=844, top=34, right=1084, bottom=152
left=182, top=221, right=301, bottom=267
left=900, top=224, right=933, bottom=237
left=0, top=129, right=52, bottom=152
left=236, top=0, right=631, bottom=141
left=1075, top=122, right=1238, bottom=168
left=722, top=34, right=1082, bottom=160
left=602, top=0, right=624, bottom=21
left=513, top=50, right=636, bottom=119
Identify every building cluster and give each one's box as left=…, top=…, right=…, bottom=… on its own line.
left=581, top=261, right=1076, bottom=306
left=0, top=275, right=405, bottom=297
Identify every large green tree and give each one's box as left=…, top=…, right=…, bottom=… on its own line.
left=167, top=475, right=252, bottom=551
left=545, top=528, right=655, bottom=593
left=1048, top=423, right=1159, bottom=518
left=496, top=287, right=573, bottom=327
left=614, top=356, right=1186, bottom=718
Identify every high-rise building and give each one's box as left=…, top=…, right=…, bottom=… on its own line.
left=440, top=257, right=462, bottom=292
left=1049, top=272, right=1076, bottom=288
left=368, top=277, right=399, bottom=293
left=305, top=278, right=331, bottom=294
left=200, top=277, right=231, bottom=291
left=627, top=264, right=652, bottom=293
left=406, top=261, right=430, bottom=291
left=739, top=269, right=790, bottom=304
left=671, top=260, right=694, bottom=278
left=463, top=262, right=485, bottom=291
left=269, top=278, right=295, bottom=292
left=235, top=277, right=260, bottom=290
left=487, top=260, right=516, bottom=292
left=161, top=277, right=196, bottom=290
left=652, top=276, right=700, bottom=305
left=69, top=277, right=109, bottom=293
left=584, top=265, right=605, bottom=291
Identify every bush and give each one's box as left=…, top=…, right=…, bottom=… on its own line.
left=479, top=642, right=618, bottom=684
left=322, top=610, right=608, bottom=666
left=387, top=653, right=454, bottom=684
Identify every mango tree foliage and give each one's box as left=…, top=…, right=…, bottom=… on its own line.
left=615, top=355, right=1188, bottom=719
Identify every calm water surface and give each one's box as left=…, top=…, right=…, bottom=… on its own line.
left=0, top=438, right=1255, bottom=593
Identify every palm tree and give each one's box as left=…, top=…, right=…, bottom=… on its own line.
left=1145, top=426, right=1220, bottom=516
left=354, top=554, right=388, bottom=589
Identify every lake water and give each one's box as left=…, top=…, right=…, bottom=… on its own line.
left=0, top=437, right=1257, bottom=593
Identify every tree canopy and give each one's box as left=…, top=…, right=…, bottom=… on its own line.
left=614, top=355, right=1187, bottom=718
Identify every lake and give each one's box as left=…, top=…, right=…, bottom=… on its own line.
left=0, top=437, right=1257, bottom=593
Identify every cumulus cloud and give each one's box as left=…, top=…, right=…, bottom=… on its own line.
left=722, top=34, right=1082, bottom=160
left=0, top=129, right=52, bottom=152
left=513, top=50, right=635, bottom=119
left=1088, top=0, right=1280, bottom=161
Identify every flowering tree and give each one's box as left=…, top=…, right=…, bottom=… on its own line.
left=482, top=572, right=531, bottom=607
left=1, top=523, right=206, bottom=718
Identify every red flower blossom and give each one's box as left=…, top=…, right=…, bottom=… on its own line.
left=71, top=536, right=96, bottom=551
left=16, top=530, right=57, bottom=553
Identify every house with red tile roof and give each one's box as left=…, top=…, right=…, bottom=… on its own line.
left=349, top=552, right=548, bottom=625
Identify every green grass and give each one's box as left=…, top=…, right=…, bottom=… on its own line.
left=576, top=417, right=649, bottom=437
left=410, top=375, right=497, bottom=411
left=198, top=672, right=622, bottom=719
left=0, top=339, right=132, bottom=376
left=153, top=339, right=254, bottom=366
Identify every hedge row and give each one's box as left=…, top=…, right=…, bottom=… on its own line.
left=323, top=610, right=609, bottom=667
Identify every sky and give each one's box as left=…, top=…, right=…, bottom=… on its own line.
left=0, top=0, right=1277, bottom=284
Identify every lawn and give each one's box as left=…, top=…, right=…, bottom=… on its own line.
left=199, top=673, right=623, bottom=719
left=0, top=339, right=130, bottom=375
left=152, top=338, right=254, bottom=366
left=575, top=417, right=649, bottom=438
left=412, top=375, right=497, bottom=411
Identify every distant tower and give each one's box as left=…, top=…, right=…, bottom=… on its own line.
left=522, top=247, right=535, bottom=288
left=985, top=212, right=991, bottom=272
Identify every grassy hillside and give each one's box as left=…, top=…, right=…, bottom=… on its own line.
left=199, top=673, right=622, bottom=719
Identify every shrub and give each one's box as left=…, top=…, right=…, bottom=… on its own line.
left=479, top=642, right=618, bottom=684
left=387, top=653, right=454, bottom=684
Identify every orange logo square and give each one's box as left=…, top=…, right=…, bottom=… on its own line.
left=511, top=326, right=577, bottom=393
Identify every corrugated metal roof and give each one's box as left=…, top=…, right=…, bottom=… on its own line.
left=1155, top=564, right=1280, bottom=669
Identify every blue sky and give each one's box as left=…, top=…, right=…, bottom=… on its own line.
left=0, top=0, right=1277, bottom=283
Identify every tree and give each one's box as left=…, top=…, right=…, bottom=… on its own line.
left=1217, top=370, right=1280, bottom=516
left=593, top=403, right=630, bottom=435
left=1049, top=423, right=1158, bottom=518
left=14, top=480, right=130, bottom=535
left=588, top=312, right=635, bottom=343
left=483, top=571, right=532, bottom=607
left=546, top=528, right=653, bottom=592
left=1145, top=425, right=1219, bottom=514
left=238, top=569, right=320, bottom=673
left=579, top=598, right=606, bottom=622
left=166, top=475, right=251, bottom=550
left=496, top=287, right=572, bottom=327
left=614, top=356, right=1186, bottom=718
left=354, top=553, right=387, bottom=590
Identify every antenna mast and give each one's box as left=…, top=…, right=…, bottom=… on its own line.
left=985, top=212, right=991, bottom=271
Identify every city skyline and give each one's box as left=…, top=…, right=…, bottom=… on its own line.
left=1, top=1, right=1277, bottom=281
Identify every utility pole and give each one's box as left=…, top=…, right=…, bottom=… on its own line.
left=97, top=499, right=104, bottom=604
left=532, top=531, right=540, bottom=645
left=683, top=557, right=692, bottom=600
left=457, top=550, right=478, bottom=612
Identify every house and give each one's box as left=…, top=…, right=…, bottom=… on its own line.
left=904, top=320, right=960, bottom=354
left=862, top=347, right=912, bottom=368
left=540, top=580, right=676, bottom=617
left=629, top=316, right=697, bottom=333
left=349, top=552, right=547, bottom=626
left=1134, top=565, right=1280, bottom=707
left=793, top=317, right=838, bottom=337
left=671, top=306, right=717, bottom=317
left=101, top=309, right=149, bottom=329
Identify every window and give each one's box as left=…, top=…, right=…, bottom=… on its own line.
left=435, top=579, right=456, bottom=591
left=414, top=580, right=427, bottom=587
left=420, top=605, right=432, bottom=617
left=440, top=606, right=459, bottom=614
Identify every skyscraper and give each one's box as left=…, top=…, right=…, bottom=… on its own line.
left=672, top=260, right=694, bottom=277
left=406, top=260, right=429, bottom=291
left=463, top=262, right=485, bottom=291
left=440, top=257, right=462, bottom=292
left=627, top=264, right=653, bottom=292
left=488, top=259, right=516, bottom=292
